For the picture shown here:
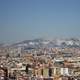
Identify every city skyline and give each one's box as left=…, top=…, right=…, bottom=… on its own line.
left=0, top=0, right=80, bottom=43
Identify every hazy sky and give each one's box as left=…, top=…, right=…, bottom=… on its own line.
left=0, top=0, right=80, bottom=43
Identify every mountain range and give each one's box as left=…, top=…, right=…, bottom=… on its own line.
left=7, top=38, right=80, bottom=49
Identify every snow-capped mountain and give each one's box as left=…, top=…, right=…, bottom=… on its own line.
left=1, top=38, right=80, bottom=49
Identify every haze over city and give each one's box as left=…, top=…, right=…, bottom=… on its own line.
left=1, top=1, right=80, bottom=80
left=0, top=0, right=80, bottom=43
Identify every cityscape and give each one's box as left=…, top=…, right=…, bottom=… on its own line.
left=0, top=0, right=80, bottom=80
left=0, top=38, right=80, bottom=80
